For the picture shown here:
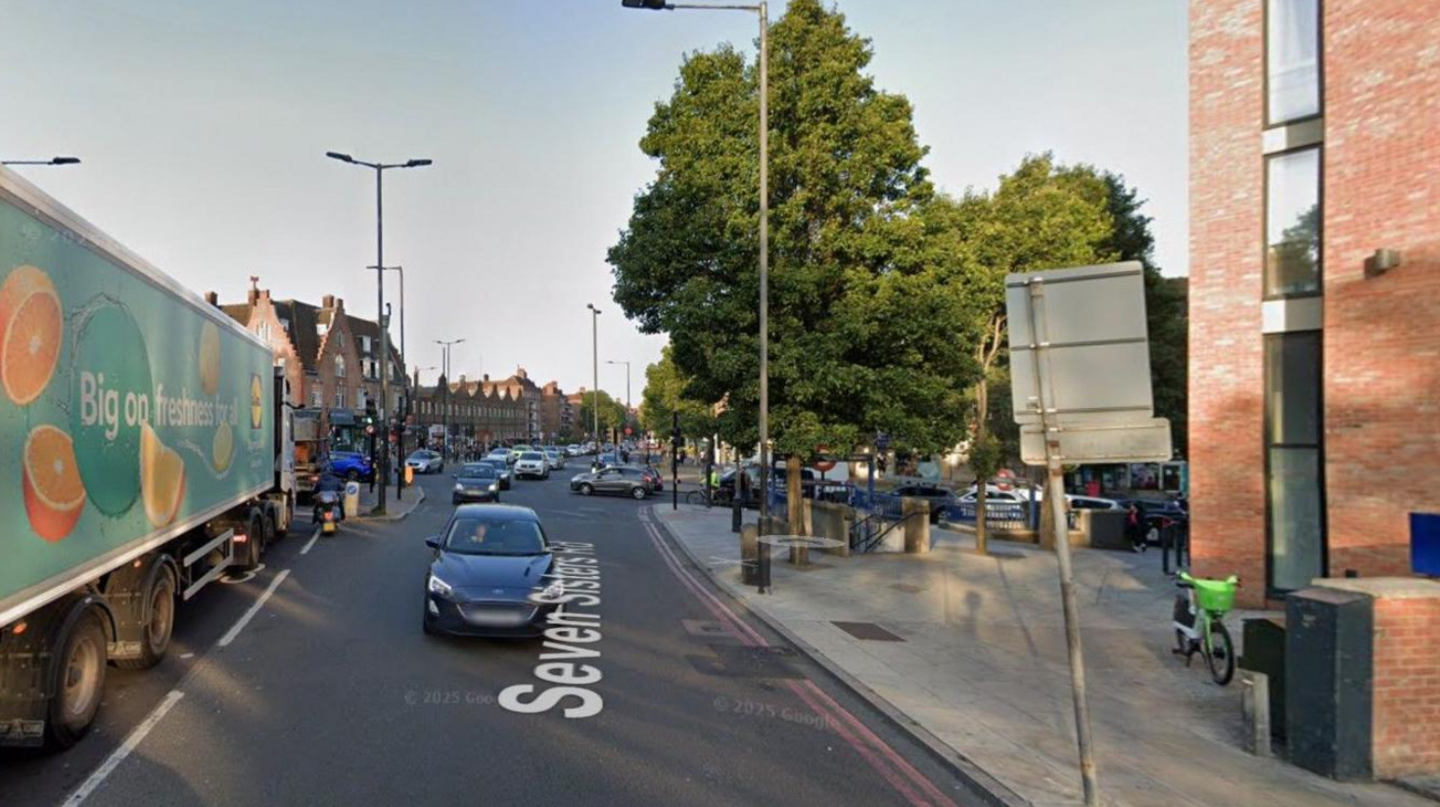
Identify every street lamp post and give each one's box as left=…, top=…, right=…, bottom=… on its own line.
left=2, top=157, right=81, bottom=166
left=622, top=0, right=770, bottom=517
left=587, top=304, right=602, bottom=452
left=327, top=152, right=431, bottom=515
left=435, top=339, right=465, bottom=459
left=370, top=265, right=406, bottom=496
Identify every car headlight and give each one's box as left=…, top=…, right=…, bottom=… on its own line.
left=541, top=581, right=565, bottom=600
left=428, top=573, right=454, bottom=597
left=488, top=483, right=498, bottom=492
left=454, top=483, right=465, bottom=492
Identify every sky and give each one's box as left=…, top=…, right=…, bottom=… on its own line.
left=1, top=0, right=1188, bottom=402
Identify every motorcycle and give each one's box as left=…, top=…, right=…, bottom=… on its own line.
left=315, top=489, right=343, bottom=535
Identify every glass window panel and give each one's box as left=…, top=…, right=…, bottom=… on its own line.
left=1266, top=332, right=1320, bottom=445
left=1265, top=148, right=1321, bottom=297
left=1267, top=0, right=1320, bottom=123
left=1268, top=447, right=1324, bottom=591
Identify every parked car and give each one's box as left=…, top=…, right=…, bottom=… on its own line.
left=422, top=505, right=561, bottom=637
left=328, top=450, right=375, bottom=483
left=543, top=448, right=566, bottom=470
left=476, top=458, right=512, bottom=490
left=453, top=463, right=502, bottom=505
left=570, top=466, right=651, bottom=499
left=514, top=451, right=551, bottom=480
left=406, top=449, right=445, bottom=475
left=565, top=444, right=583, bottom=457
left=890, top=483, right=960, bottom=524
left=1124, top=498, right=1189, bottom=545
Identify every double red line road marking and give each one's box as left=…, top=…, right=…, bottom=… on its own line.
left=640, top=514, right=959, bottom=807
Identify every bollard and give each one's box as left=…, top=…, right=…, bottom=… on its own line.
left=732, top=496, right=743, bottom=533
left=758, top=539, right=771, bottom=594
left=1242, top=671, right=1272, bottom=757
left=902, top=498, right=930, bottom=554
left=740, top=525, right=759, bottom=586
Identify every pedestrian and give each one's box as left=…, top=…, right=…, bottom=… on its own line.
left=1126, top=503, right=1147, bottom=554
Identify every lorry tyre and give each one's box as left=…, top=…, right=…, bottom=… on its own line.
left=114, top=566, right=176, bottom=671
left=46, top=611, right=107, bottom=750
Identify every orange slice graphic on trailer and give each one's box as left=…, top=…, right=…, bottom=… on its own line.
left=140, top=421, right=186, bottom=528
left=24, top=424, right=86, bottom=541
left=0, top=266, right=63, bottom=406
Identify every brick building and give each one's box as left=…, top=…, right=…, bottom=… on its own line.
left=1189, top=0, right=1439, bottom=605
left=212, top=283, right=407, bottom=449
left=412, top=373, right=530, bottom=447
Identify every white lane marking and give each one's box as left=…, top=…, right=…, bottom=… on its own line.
left=299, top=527, right=321, bottom=555
left=63, top=689, right=185, bottom=807
left=217, top=569, right=291, bottom=648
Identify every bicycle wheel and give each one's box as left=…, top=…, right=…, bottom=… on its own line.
left=1206, top=620, right=1235, bottom=685
left=685, top=490, right=706, bottom=506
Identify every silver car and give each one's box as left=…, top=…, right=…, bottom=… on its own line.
left=514, top=451, right=550, bottom=480
left=406, top=450, right=444, bottom=474
left=543, top=448, right=566, bottom=470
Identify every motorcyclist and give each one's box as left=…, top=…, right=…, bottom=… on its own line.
left=313, top=469, right=345, bottom=523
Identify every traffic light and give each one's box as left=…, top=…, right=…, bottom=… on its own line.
left=671, top=411, right=681, bottom=449
left=622, top=0, right=668, bottom=9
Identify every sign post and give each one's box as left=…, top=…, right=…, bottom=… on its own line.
left=1006, top=262, right=1173, bottom=807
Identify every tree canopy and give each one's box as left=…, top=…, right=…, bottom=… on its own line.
left=638, top=345, right=714, bottom=438
left=609, top=0, right=984, bottom=459
left=576, top=390, right=629, bottom=439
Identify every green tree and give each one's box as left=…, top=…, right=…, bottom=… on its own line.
left=609, top=0, right=983, bottom=463
left=577, top=390, right=628, bottom=439
left=639, top=345, right=715, bottom=438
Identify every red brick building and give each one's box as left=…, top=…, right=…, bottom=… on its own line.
left=1189, top=0, right=1439, bottom=605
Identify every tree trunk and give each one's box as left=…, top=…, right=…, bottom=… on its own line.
left=786, top=455, right=804, bottom=534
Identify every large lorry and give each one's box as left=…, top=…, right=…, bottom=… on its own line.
left=0, top=166, right=297, bottom=749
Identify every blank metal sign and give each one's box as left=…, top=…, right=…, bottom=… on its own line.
left=1006, top=261, right=1154, bottom=426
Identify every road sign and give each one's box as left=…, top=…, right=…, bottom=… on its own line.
left=875, top=433, right=890, bottom=451
left=1020, top=419, right=1172, bottom=465
left=1007, top=262, right=1154, bottom=427
left=1006, top=261, right=1170, bottom=464
left=813, top=445, right=836, bottom=473
left=625, top=427, right=632, bottom=436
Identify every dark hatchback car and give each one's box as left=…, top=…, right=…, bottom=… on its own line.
left=891, top=483, right=960, bottom=524
left=423, top=505, right=561, bottom=638
left=452, top=463, right=502, bottom=505
left=476, top=458, right=512, bottom=490
left=328, top=451, right=375, bottom=483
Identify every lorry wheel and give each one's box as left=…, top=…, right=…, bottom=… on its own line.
left=114, top=569, right=176, bottom=671
left=46, top=611, right=107, bottom=750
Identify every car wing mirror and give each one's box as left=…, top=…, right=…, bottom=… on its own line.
left=425, top=536, right=440, bottom=550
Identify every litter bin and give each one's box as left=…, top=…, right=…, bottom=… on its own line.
left=405, top=465, right=415, bottom=485
left=343, top=481, right=361, bottom=518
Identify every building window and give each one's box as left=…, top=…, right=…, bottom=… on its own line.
left=335, top=355, right=347, bottom=378
left=361, top=335, right=372, bottom=355
left=336, top=388, right=347, bottom=409
left=1265, top=331, right=1325, bottom=593
left=256, top=320, right=271, bottom=343
left=1265, top=147, right=1321, bottom=298
left=311, top=387, right=323, bottom=408
left=337, top=331, right=346, bottom=350
left=1266, top=0, right=1320, bottom=125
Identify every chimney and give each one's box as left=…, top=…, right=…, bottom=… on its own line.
left=334, top=297, right=343, bottom=311
left=204, top=291, right=218, bottom=306
left=247, top=288, right=259, bottom=305
left=517, top=367, right=527, bottom=379
left=322, top=294, right=335, bottom=309
left=483, top=374, right=490, bottom=382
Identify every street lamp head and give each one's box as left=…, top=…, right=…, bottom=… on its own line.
left=404, top=159, right=433, bottom=168
left=325, top=151, right=355, bottom=164
left=50, top=157, right=81, bottom=165
left=587, top=303, right=601, bottom=314
left=621, top=0, right=669, bottom=8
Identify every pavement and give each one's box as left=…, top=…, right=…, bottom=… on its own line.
left=352, top=476, right=427, bottom=521
left=655, top=505, right=1436, bottom=807
left=1, top=471, right=988, bottom=807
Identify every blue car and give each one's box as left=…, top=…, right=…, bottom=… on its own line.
left=328, top=451, right=375, bottom=483
left=422, top=505, right=561, bottom=638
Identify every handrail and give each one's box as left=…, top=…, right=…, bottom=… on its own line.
left=852, top=509, right=927, bottom=554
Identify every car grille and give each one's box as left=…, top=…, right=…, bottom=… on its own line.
left=459, top=602, right=536, bottom=626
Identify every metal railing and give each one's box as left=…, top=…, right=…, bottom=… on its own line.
left=850, top=508, right=926, bottom=554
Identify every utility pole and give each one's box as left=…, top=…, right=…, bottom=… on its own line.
left=587, top=304, right=601, bottom=450
left=435, top=339, right=465, bottom=460
left=622, top=0, right=769, bottom=518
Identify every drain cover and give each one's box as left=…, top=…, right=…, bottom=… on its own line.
left=831, top=621, right=905, bottom=642
left=687, top=645, right=802, bottom=679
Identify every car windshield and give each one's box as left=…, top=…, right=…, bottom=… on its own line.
left=521, top=452, right=543, bottom=461
left=443, top=517, right=547, bottom=555
left=460, top=464, right=496, bottom=479
left=408, top=451, right=429, bottom=461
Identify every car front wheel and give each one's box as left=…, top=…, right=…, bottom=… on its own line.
left=631, top=486, right=647, bottom=500
left=578, top=483, right=593, bottom=496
